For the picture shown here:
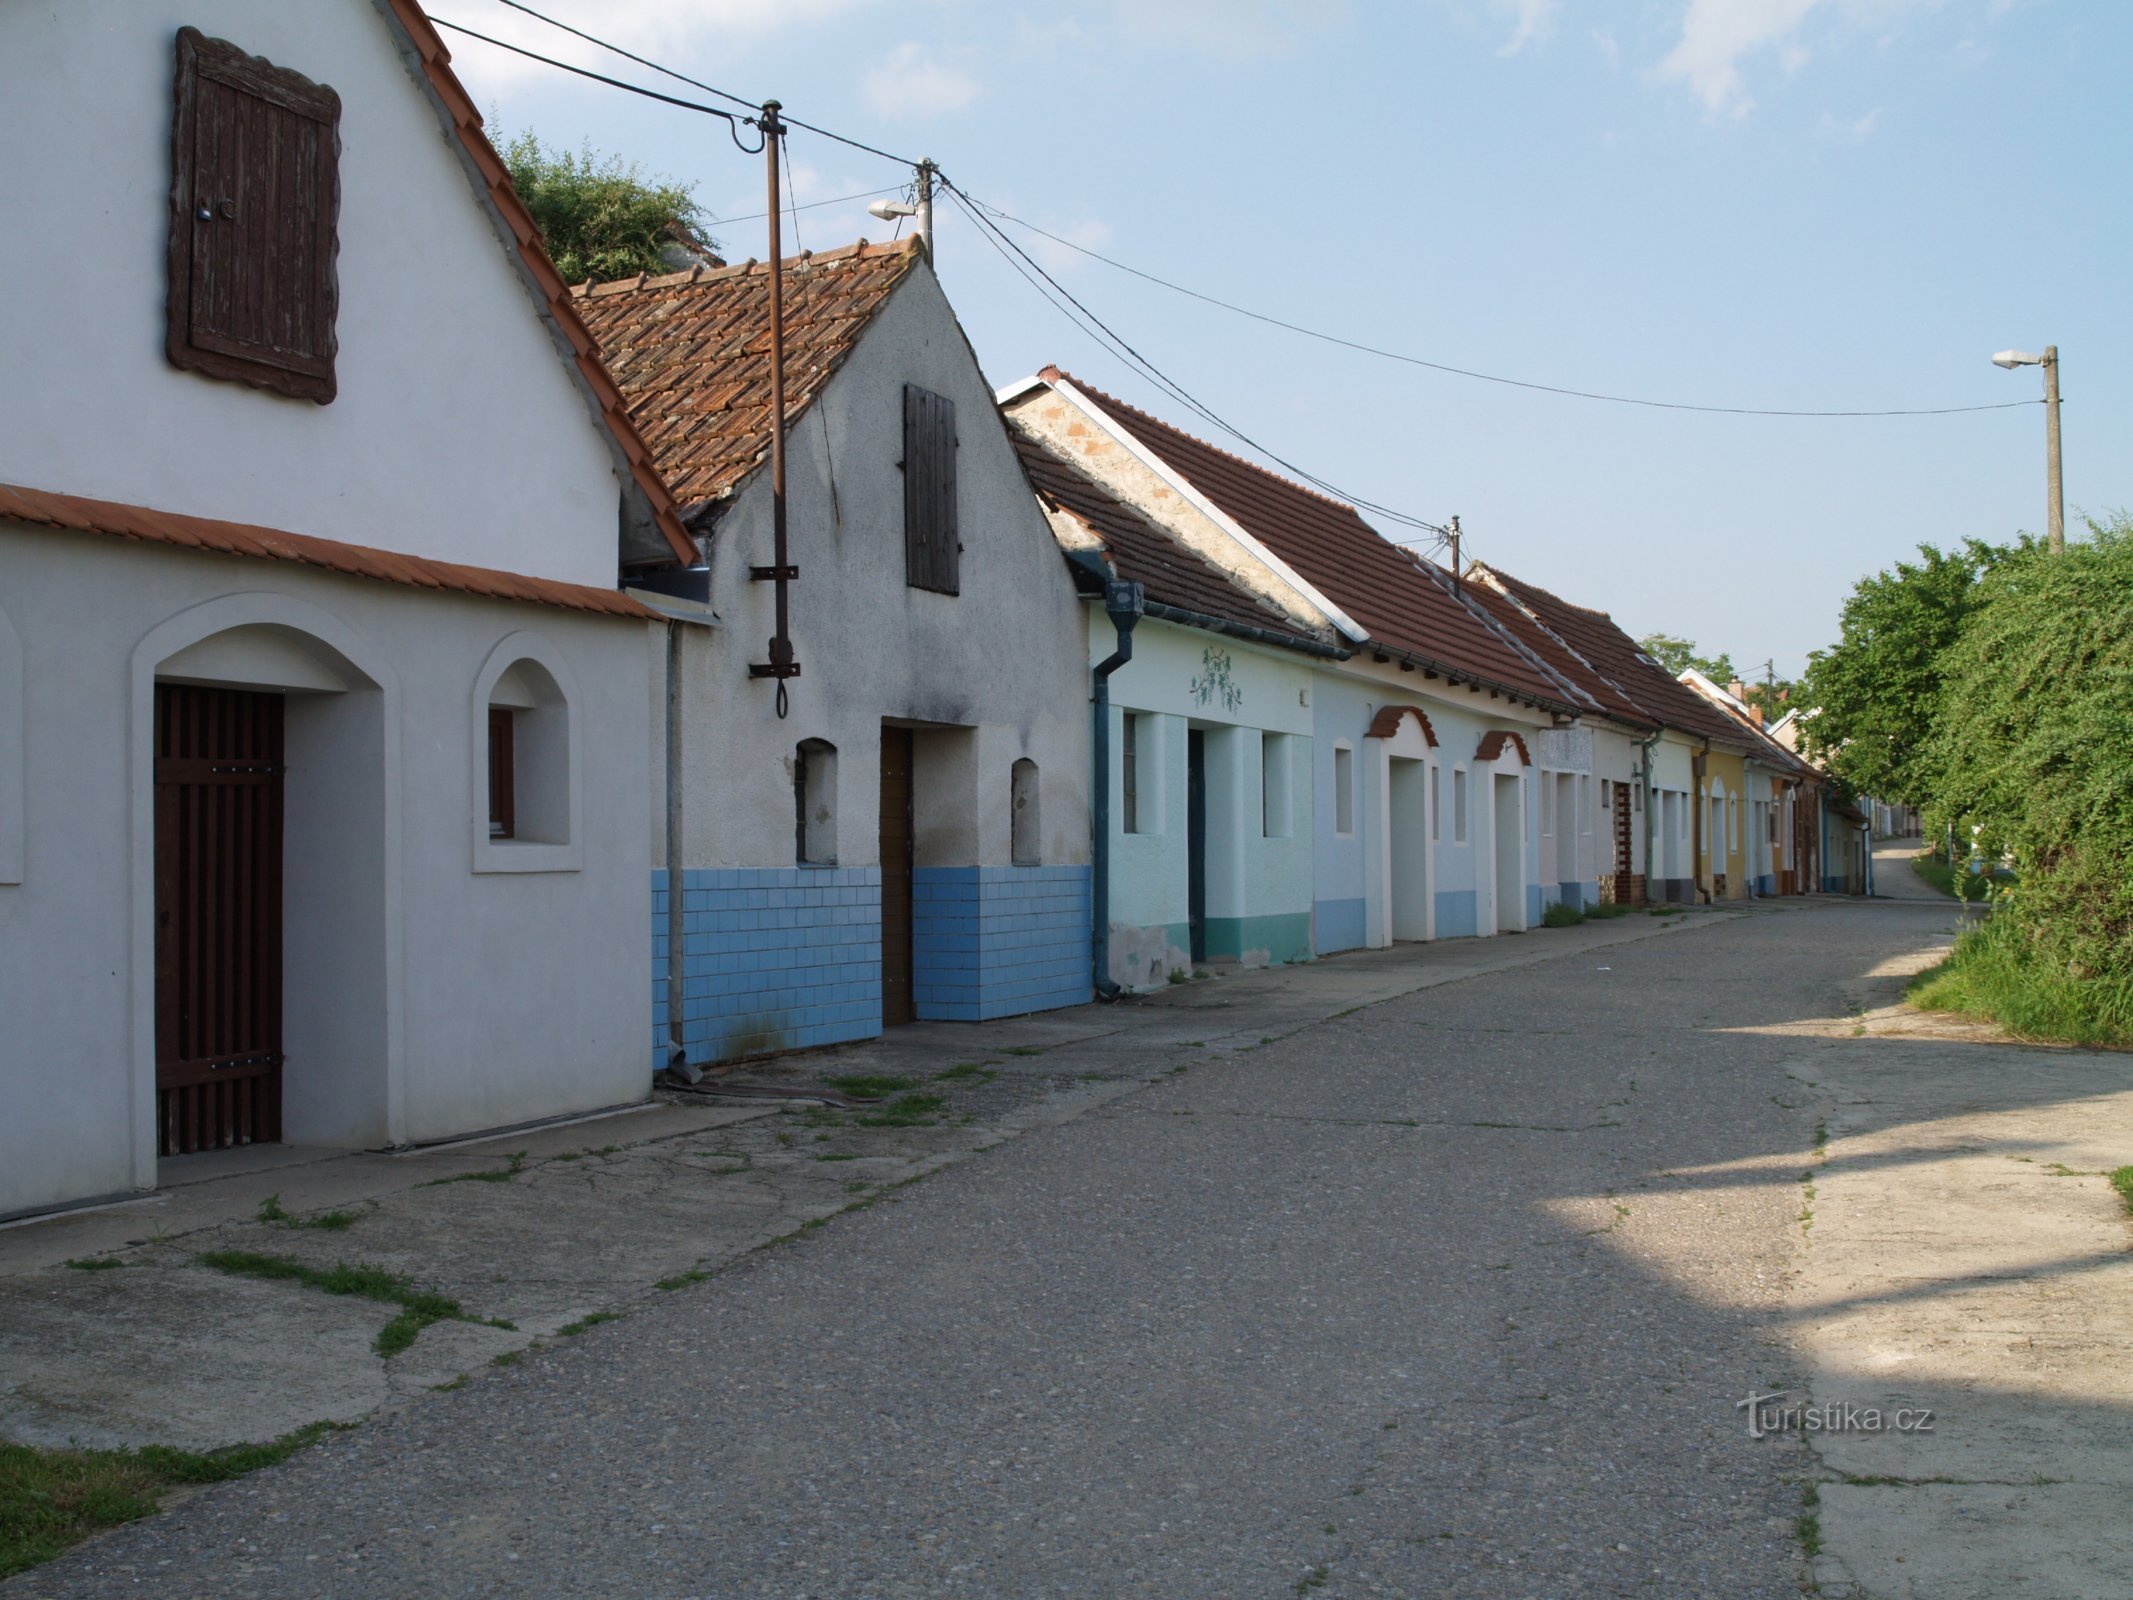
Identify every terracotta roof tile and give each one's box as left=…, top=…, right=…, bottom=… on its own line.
left=574, top=241, right=925, bottom=508
left=379, top=1, right=696, bottom=568
left=1009, top=432, right=1336, bottom=652
left=0, top=482, right=659, bottom=621
left=1457, top=575, right=1657, bottom=731
left=1047, top=372, right=1575, bottom=711
left=1469, top=564, right=1749, bottom=747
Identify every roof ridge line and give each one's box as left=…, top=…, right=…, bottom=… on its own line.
left=1048, top=368, right=1390, bottom=526
left=571, top=237, right=921, bottom=299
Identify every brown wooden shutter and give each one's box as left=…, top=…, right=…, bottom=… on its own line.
left=902, top=384, right=959, bottom=594
left=168, top=28, right=341, bottom=403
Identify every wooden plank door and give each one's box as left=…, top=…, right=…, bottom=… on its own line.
left=154, top=684, right=285, bottom=1156
left=879, top=726, right=916, bottom=1026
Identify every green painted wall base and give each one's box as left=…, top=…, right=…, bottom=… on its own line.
left=1203, top=911, right=1313, bottom=965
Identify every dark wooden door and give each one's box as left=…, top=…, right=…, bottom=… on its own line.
left=154, top=685, right=285, bottom=1156
left=879, top=726, right=916, bottom=1026
left=1186, top=730, right=1207, bottom=964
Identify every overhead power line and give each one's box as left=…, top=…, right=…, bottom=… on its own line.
left=427, top=14, right=764, bottom=149
left=941, top=182, right=1450, bottom=538
left=960, top=194, right=2042, bottom=420
left=476, top=0, right=923, bottom=169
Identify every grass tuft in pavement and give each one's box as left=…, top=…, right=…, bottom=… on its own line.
left=256, top=1193, right=359, bottom=1231
left=824, top=1074, right=914, bottom=1099
left=2111, top=1167, right=2133, bottom=1217
left=1, top=1421, right=346, bottom=1578
left=196, top=1250, right=510, bottom=1358
left=419, top=1152, right=528, bottom=1187
left=853, top=1093, right=946, bottom=1128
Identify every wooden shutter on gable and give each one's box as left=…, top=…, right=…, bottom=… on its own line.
left=902, top=384, right=959, bottom=594
left=168, top=28, right=342, bottom=403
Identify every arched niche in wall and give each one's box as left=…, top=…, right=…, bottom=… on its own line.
left=1011, top=757, right=1041, bottom=865
left=472, top=632, right=583, bottom=874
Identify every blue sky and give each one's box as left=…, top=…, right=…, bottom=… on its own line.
left=443, top=0, right=2130, bottom=678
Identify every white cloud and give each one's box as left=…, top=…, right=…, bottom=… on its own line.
left=1026, top=216, right=1115, bottom=276
left=861, top=42, right=980, bottom=119
left=1656, top=0, right=1825, bottom=116
left=1492, top=0, right=1559, bottom=55
left=1817, top=106, right=1881, bottom=139
left=1653, top=0, right=1953, bottom=117
left=440, top=0, right=885, bottom=89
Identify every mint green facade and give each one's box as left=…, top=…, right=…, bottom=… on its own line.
left=1096, top=614, right=1317, bottom=990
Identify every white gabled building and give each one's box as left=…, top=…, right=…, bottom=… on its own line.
left=0, top=1, right=698, bottom=1218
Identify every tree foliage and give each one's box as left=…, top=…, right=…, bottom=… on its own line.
left=1797, top=540, right=2006, bottom=805
left=1637, top=633, right=1735, bottom=683
left=500, top=132, right=714, bottom=285
left=1926, top=514, right=2133, bottom=992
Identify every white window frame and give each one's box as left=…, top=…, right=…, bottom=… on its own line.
left=1332, top=740, right=1355, bottom=838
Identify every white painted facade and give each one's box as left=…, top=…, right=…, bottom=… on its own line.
left=652, top=263, right=1092, bottom=1059
left=0, top=1, right=630, bottom=587
left=1094, top=615, right=1317, bottom=989
left=0, top=0, right=660, bottom=1217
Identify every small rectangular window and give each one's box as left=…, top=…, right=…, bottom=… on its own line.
left=487, top=708, right=516, bottom=840
left=1121, top=712, right=1139, bottom=834
left=168, top=29, right=341, bottom=403
left=1601, top=778, right=1612, bottom=809
left=1333, top=745, right=1354, bottom=836
left=902, top=384, right=958, bottom=593
left=1541, top=776, right=1554, bottom=837
left=1430, top=765, right=1440, bottom=842
left=1453, top=768, right=1468, bottom=843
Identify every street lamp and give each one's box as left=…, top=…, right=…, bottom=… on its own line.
left=1991, top=346, right=2063, bottom=554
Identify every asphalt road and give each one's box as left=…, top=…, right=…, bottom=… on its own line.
left=15, top=905, right=1901, bottom=1599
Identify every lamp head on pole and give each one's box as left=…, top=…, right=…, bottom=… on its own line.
left=1992, top=349, right=2043, bottom=369
left=867, top=198, right=920, bottom=222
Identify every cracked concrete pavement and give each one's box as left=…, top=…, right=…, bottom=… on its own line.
left=1, top=906, right=1717, bottom=1457
left=7, top=889, right=2131, bottom=1597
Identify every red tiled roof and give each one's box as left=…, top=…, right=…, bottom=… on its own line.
left=380, top=1, right=696, bottom=569
left=1010, top=431, right=1336, bottom=652
left=1459, top=575, right=1657, bottom=731
left=1469, top=564, right=1750, bottom=747
left=1678, top=674, right=1823, bottom=779
left=1046, top=370, right=1576, bottom=711
left=574, top=240, right=925, bottom=509
left=0, top=483, right=659, bottom=620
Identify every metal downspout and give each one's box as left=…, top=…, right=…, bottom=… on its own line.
left=664, top=619, right=701, bottom=1083
left=1088, top=577, right=1145, bottom=999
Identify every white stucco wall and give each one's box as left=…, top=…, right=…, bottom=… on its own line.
left=0, top=528, right=654, bottom=1218
left=1097, top=615, right=1316, bottom=985
left=0, top=1, right=624, bottom=587
left=1310, top=657, right=1551, bottom=947
left=666, top=265, right=1089, bottom=872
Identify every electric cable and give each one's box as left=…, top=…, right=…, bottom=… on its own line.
left=427, top=15, right=765, bottom=150
left=476, top=0, right=924, bottom=167
left=960, top=193, right=2042, bottom=420
left=943, top=183, right=1450, bottom=536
